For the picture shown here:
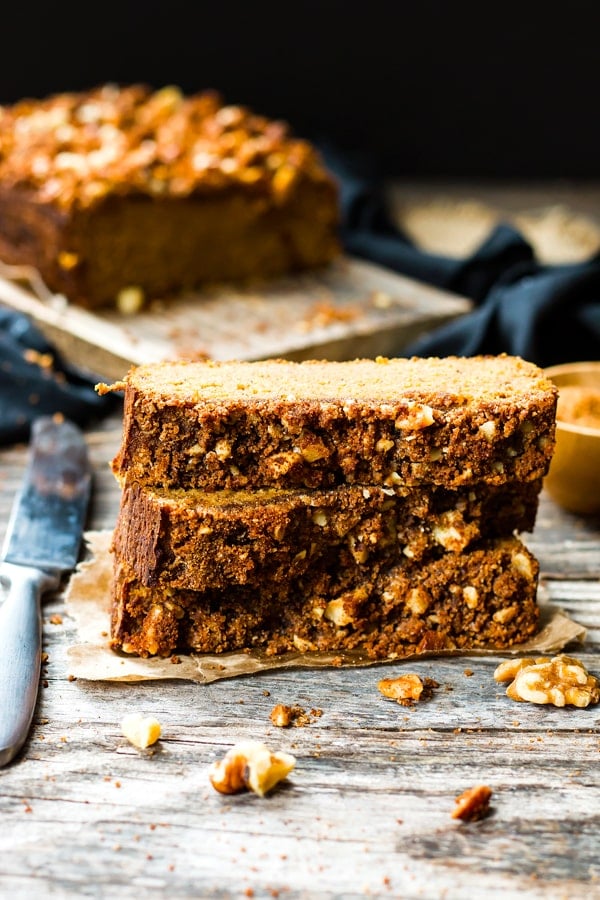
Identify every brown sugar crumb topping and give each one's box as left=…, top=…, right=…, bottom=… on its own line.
left=451, top=785, right=492, bottom=821
left=0, top=84, right=334, bottom=210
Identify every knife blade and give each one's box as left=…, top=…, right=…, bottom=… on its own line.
left=0, top=416, right=91, bottom=766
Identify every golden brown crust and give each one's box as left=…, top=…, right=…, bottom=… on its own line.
left=110, top=536, right=540, bottom=658
left=110, top=355, right=557, bottom=491
left=112, top=478, right=542, bottom=591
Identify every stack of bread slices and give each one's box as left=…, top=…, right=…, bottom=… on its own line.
left=98, top=354, right=557, bottom=660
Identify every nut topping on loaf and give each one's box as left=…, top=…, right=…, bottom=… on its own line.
left=0, top=84, right=340, bottom=307
left=0, top=84, right=334, bottom=207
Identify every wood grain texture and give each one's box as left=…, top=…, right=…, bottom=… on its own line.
left=0, top=257, right=471, bottom=381
left=1, top=412, right=599, bottom=899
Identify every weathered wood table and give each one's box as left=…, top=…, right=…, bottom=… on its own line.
left=0, top=408, right=599, bottom=900
left=1, top=180, right=600, bottom=899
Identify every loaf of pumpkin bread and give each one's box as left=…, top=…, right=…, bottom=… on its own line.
left=99, top=355, right=557, bottom=491
left=110, top=535, right=541, bottom=658
left=0, top=84, right=340, bottom=309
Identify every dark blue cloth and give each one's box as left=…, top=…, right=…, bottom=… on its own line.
left=0, top=307, right=118, bottom=446
left=328, top=146, right=600, bottom=366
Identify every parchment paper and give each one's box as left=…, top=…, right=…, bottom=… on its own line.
left=63, top=532, right=588, bottom=683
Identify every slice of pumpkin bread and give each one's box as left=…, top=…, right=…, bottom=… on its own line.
left=110, top=535, right=540, bottom=659
left=98, top=354, right=557, bottom=492
left=112, top=478, right=542, bottom=591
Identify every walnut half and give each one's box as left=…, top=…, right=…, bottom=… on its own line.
left=208, top=741, right=296, bottom=797
left=494, top=654, right=600, bottom=708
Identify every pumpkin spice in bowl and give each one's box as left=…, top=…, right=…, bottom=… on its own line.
left=543, top=362, right=600, bottom=515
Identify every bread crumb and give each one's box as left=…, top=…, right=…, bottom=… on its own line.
left=269, top=704, right=323, bottom=727
left=378, top=674, right=439, bottom=706
left=451, top=785, right=492, bottom=821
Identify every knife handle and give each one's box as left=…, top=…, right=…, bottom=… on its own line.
left=0, top=563, right=58, bottom=767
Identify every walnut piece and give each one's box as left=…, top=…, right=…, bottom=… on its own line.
left=394, top=401, right=435, bottom=430
left=494, top=654, right=600, bottom=708
left=324, top=597, right=354, bottom=627
left=121, top=713, right=162, bottom=749
left=451, top=785, right=492, bottom=821
left=493, top=656, right=550, bottom=682
left=208, top=741, right=296, bottom=797
left=116, top=285, right=145, bottom=314
left=378, top=674, right=439, bottom=707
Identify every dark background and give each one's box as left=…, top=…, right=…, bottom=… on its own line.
left=1, top=0, right=599, bottom=179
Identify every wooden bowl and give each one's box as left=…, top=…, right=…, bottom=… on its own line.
left=543, top=362, right=600, bottom=515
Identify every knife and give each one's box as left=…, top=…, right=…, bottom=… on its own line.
left=0, top=416, right=91, bottom=767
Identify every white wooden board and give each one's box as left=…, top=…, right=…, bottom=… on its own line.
left=0, top=257, right=472, bottom=381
